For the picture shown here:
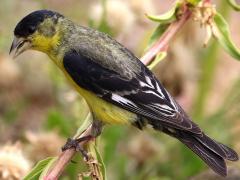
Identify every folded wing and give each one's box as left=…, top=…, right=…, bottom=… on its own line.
left=63, top=50, right=201, bottom=134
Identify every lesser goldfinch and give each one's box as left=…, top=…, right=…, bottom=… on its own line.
left=10, top=10, right=238, bottom=176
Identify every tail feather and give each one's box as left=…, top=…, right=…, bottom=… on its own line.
left=156, top=126, right=239, bottom=177
left=178, top=133, right=227, bottom=176
left=195, top=134, right=239, bottom=161
left=218, top=142, right=239, bottom=161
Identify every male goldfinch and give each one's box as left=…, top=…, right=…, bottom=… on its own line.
left=10, top=10, right=238, bottom=176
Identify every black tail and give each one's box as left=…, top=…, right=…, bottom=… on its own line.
left=178, top=132, right=238, bottom=176
left=158, top=126, right=239, bottom=176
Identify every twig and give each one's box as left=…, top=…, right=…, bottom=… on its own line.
left=44, top=3, right=193, bottom=180
left=44, top=125, right=93, bottom=180
left=141, top=5, right=192, bottom=65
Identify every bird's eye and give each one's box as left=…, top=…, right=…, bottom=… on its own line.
left=18, top=40, right=27, bottom=49
left=28, top=26, right=36, bottom=34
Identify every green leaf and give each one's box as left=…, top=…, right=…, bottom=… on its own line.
left=74, top=112, right=92, bottom=139
left=144, top=24, right=169, bottom=69
left=39, top=157, right=58, bottom=179
left=213, top=12, right=240, bottom=60
left=148, top=52, right=167, bottom=70
left=94, top=145, right=107, bottom=180
left=146, top=23, right=170, bottom=50
left=23, top=157, right=56, bottom=180
left=227, top=0, right=240, bottom=11
left=146, top=1, right=180, bottom=23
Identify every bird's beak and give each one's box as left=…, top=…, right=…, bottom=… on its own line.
left=9, top=37, right=31, bottom=59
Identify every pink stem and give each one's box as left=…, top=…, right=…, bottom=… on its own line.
left=44, top=125, right=93, bottom=180
left=141, top=8, right=192, bottom=65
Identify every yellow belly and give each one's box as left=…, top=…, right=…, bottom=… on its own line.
left=63, top=71, right=137, bottom=125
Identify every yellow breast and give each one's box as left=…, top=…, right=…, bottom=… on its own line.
left=62, top=70, right=137, bottom=125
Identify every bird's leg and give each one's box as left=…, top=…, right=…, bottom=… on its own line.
left=91, top=119, right=104, bottom=137
left=61, top=120, right=103, bottom=160
left=61, top=136, right=93, bottom=160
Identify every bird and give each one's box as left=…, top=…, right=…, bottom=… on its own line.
left=10, top=10, right=238, bottom=177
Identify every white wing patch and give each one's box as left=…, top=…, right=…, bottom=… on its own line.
left=166, top=91, right=178, bottom=110
left=139, top=75, right=178, bottom=114
left=148, top=103, right=175, bottom=117
left=146, top=75, right=179, bottom=112
left=145, top=76, right=154, bottom=88
left=139, top=81, right=152, bottom=89
left=140, top=75, right=167, bottom=100
left=112, top=73, right=180, bottom=120
left=143, top=90, right=162, bottom=98
left=111, top=93, right=137, bottom=107
left=155, top=82, right=165, bottom=98
left=111, top=93, right=161, bottom=119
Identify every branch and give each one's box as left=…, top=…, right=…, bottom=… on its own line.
left=44, top=4, right=193, bottom=180
left=44, top=125, right=93, bottom=180
left=141, top=5, right=192, bottom=65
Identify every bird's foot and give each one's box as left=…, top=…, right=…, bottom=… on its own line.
left=61, top=135, right=93, bottom=160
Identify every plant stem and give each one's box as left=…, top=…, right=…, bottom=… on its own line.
left=44, top=125, right=93, bottom=180
left=44, top=3, right=193, bottom=180
left=141, top=5, right=192, bottom=65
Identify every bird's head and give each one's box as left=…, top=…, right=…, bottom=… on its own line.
left=10, top=10, right=64, bottom=58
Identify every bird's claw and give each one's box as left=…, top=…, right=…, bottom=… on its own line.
left=62, top=136, right=93, bottom=161
left=61, top=138, right=79, bottom=151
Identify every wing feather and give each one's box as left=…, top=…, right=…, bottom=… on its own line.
left=63, top=50, right=201, bottom=134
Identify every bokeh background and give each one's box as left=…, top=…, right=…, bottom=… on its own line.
left=0, top=0, right=240, bottom=179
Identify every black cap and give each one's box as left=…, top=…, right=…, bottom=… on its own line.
left=14, top=10, right=63, bottom=37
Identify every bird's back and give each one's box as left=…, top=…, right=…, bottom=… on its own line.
left=61, top=23, right=143, bottom=79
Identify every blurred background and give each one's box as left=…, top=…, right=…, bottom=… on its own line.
left=0, top=0, right=240, bottom=179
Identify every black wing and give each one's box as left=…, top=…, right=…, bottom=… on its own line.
left=63, top=50, right=201, bottom=134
